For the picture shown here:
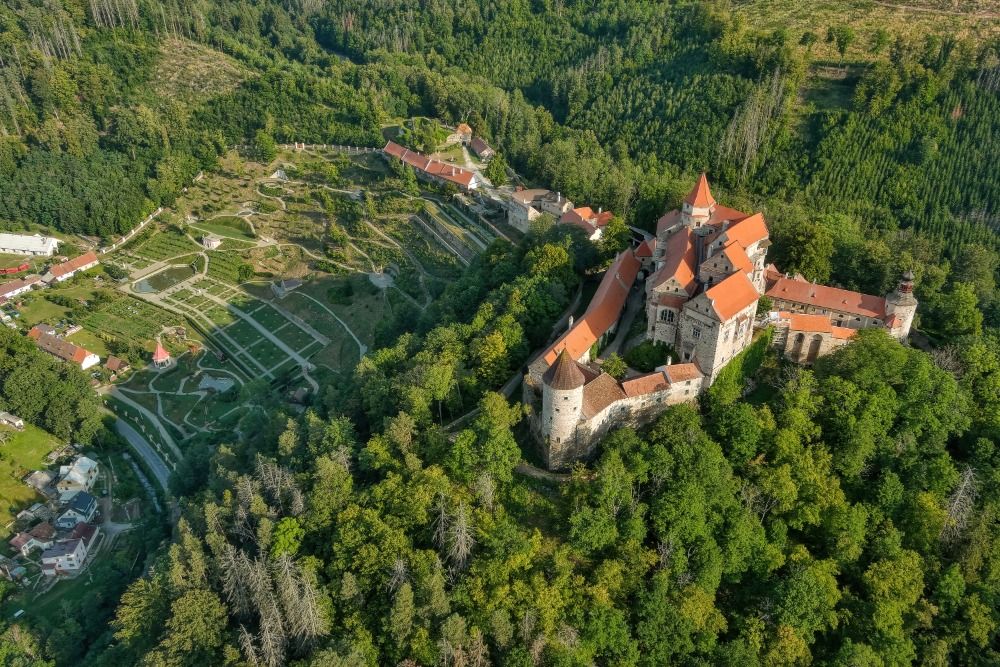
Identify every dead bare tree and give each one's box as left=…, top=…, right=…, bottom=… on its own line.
left=238, top=624, right=262, bottom=667
left=433, top=492, right=449, bottom=553
left=718, top=68, right=787, bottom=182
left=447, top=503, right=475, bottom=571
left=474, top=472, right=496, bottom=513
left=942, top=466, right=978, bottom=544
left=388, top=558, right=409, bottom=592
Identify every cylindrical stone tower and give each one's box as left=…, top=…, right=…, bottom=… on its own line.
left=541, top=349, right=586, bottom=461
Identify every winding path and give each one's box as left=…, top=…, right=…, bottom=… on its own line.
left=286, top=291, right=367, bottom=359
left=113, top=418, right=172, bottom=491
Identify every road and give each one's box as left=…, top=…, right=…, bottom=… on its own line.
left=107, top=387, right=183, bottom=462
left=114, top=419, right=171, bottom=491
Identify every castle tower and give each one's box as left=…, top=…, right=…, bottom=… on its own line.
left=885, top=270, right=918, bottom=340
left=541, top=349, right=585, bottom=463
left=681, top=173, right=717, bottom=230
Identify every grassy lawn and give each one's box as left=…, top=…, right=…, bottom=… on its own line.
left=0, top=425, right=61, bottom=538
left=191, top=222, right=255, bottom=241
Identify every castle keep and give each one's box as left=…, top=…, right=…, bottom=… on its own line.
left=524, top=174, right=918, bottom=470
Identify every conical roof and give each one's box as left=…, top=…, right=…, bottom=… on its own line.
left=684, top=173, right=715, bottom=208
left=152, top=341, right=170, bottom=363
left=543, top=348, right=586, bottom=390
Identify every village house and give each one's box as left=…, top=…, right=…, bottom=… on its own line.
left=0, top=233, right=59, bottom=257
left=104, top=356, right=130, bottom=379
left=0, top=275, right=41, bottom=304
left=447, top=122, right=474, bottom=145
left=560, top=206, right=614, bottom=241
left=28, top=326, right=100, bottom=370
left=8, top=522, right=55, bottom=557
left=202, top=235, right=223, bottom=250
left=382, top=141, right=488, bottom=192
left=56, top=491, right=98, bottom=528
left=507, top=189, right=574, bottom=233
left=42, top=251, right=99, bottom=284
left=526, top=174, right=918, bottom=470
left=470, top=136, right=495, bottom=160
left=57, top=456, right=100, bottom=499
left=0, top=411, right=24, bottom=429
left=41, top=523, right=99, bottom=577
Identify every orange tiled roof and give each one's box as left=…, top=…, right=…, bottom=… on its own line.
left=29, top=327, right=94, bottom=364
left=153, top=341, right=170, bottom=363
left=49, top=252, right=98, bottom=279
left=621, top=370, right=669, bottom=397
left=542, top=249, right=641, bottom=365
left=456, top=123, right=473, bottom=134
left=832, top=326, right=858, bottom=340
left=561, top=206, right=613, bottom=230
left=383, top=141, right=476, bottom=189
left=685, top=173, right=716, bottom=208
left=704, top=271, right=760, bottom=322
left=582, top=373, right=627, bottom=418
left=649, top=227, right=697, bottom=295
left=636, top=239, right=655, bottom=258
left=788, top=313, right=833, bottom=333
left=723, top=213, right=768, bottom=249
left=657, top=293, right=688, bottom=309
left=664, top=363, right=702, bottom=383
left=721, top=241, right=754, bottom=274
left=766, top=276, right=886, bottom=319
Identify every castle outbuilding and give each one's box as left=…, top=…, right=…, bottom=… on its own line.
left=525, top=174, right=918, bottom=470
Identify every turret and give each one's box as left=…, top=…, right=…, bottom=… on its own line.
left=541, top=349, right=585, bottom=450
left=681, top=173, right=717, bottom=230
left=885, top=270, right=918, bottom=340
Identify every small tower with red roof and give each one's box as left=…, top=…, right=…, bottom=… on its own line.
left=540, top=349, right=585, bottom=465
left=681, top=173, right=717, bottom=230
left=152, top=340, right=171, bottom=369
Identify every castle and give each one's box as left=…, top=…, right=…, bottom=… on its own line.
left=524, top=174, right=918, bottom=470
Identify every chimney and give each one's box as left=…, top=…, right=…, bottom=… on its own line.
left=557, top=191, right=561, bottom=202
left=567, top=315, right=574, bottom=331
left=598, top=206, right=603, bottom=214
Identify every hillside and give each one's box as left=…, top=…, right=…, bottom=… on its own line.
left=0, top=1, right=999, bottom=666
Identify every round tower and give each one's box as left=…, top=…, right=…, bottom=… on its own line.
left=885, top=270, right=918, bottom=340
left=541, top=349, right=586, bottom=450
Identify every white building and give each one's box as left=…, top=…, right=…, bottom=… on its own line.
left=56, top=491, right=98, bottom=528
left=42, top=251, right=99, bottom=284
left=0, top=275, right=41, bottom=303
left=0, top=233, right=59, bottom=256
left=57, top=457, right=99, bottom=498
left=507, top=189, right=574, bottom=233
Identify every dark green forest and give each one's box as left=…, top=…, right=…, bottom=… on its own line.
left=1, top=0, right=1000, bottom=665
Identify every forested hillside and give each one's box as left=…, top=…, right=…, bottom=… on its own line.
left=1, top=1, right=1000, bottom=666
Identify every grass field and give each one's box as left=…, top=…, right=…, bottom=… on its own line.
left=0, top=425, right=61, bottom=538
left=734, top=0, right=1000, bottom=65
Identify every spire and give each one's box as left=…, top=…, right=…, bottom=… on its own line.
left=543, top=349, right=586, bottom=390
left=152, top=341, right=170, bottom=363
left=684, top=173, right=716, bottom=209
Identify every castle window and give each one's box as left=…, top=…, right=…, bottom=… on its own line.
left=692, top=327, right=701, bottom=339
left=563, top=396, right=569, bottom=401
left=660, top=309, right=674, bottom=323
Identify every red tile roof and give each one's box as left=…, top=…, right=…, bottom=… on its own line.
left=456, top=123, right=473, bottom=135
left=721, top=241, right=754, bottom=274
left=636, top=239, right=655, bottom=258
left=657, top=293, right=688, bottom=309
left=704, top=271, right=760, bottom=322
left=383, top=141, right=477, bottom=189
left=561, top=207, right=613, bottom=231
left=68, top=522, right=97, bottom=547
left=723, top=213, right=768, bottom=249
left=621, top=370, right=669, bottom=397
left=542, top=249, right=641, bottom=365
left=30, top=522, right=55, bottom=540
left=105, top=356, right=127, bottom=372
left=48, top=252, right=98, bottom=279
left=0, top=275, right=40, bottom=298
left=832, top=326, right=858, bottom=340
left=685, top=173, right=716, bottom=208
left=766, top=276, right=886, bottom=319
left=582, top=373, right=627, bottom=418
left=470, top=136, right=493, bottom=157
left=649, top=227, right=697, bottom=295
left=788, top=313, right=833, bottom=333
left=29, top=327, right=95, bottom=365
left=153, top=341, right=170, bottom=363
left=664, top=363, right=703, bottom=383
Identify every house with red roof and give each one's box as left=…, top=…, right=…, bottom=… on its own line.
left=42, top=251, right=99, bottom=284
left=152, top=341, right=171, bottom=368
left=28, top=326, right=100, bottom=370
left=559, top=206, right=614, bottom=241
left=382, top=141, right=487, bottom=192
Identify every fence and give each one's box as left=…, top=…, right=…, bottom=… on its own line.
left=100, top=207, right=163, bottom=255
